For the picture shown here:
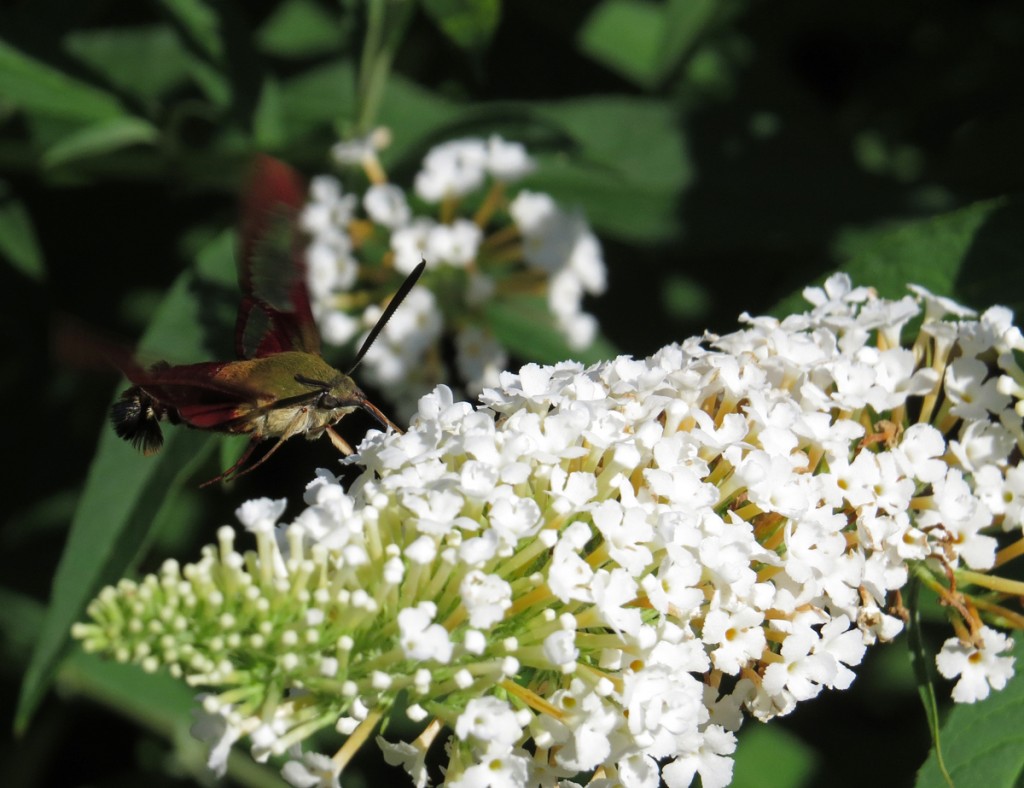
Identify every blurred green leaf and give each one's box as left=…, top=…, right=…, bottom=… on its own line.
left=776, top=197, right=1020, bottom=317
left=0, top=39, right=127, bottom=121
left=906, top=580, right=949, bottom=785
left=63, top=25, right=192, bottom=106
left=15, top=424, right=213, bottom=735
left=533, top=98, right=689, bottom=190
left=256, top=0, right=345, bottom=59
left=13, top=232, right=237, bottom=735
left=733, top=723, right=817, bottom=788
left=420, top=0, right=501, bottom=51
left=487, top=294, right=617, bottom=365
left=59, top=653, right=196, bottom=740
left=59, top=640, right=283, bottom=786
left=525, top=158, right=681, bottom=242
left=157, top=0, right=224, bottom=61
left=577, top=0, right=664, bottom=88
left=661, top=272, right=711, bottom=321
left=0, top=186, right=44, bottom=281
left=157, top=0, right=232, bottom=107
left=0, top=589, right=45, bottom=672
left=376, top=74, right=461, bottom=162
left=524, top=97, right=691, bottom=241
left=253, top=76, right=285, bottom=150
left=40, top=115, right=159, bottom=169
left=219, top=434, right=251, bottom=482
left=659, top=0, right=728, bottom=78
left=915, top=634, right=1024, bottom=787
left=279, top=59, right=357, bottom=140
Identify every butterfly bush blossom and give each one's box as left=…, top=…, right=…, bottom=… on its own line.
left=75, top=275, right=1024, bottom=787
left=301, top=130, right=606, bottom=419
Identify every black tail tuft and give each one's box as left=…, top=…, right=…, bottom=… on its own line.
left=110, top=387, right=165, bottom=455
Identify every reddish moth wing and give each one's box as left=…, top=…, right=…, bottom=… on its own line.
left=110, top=155, right=425, bottom=486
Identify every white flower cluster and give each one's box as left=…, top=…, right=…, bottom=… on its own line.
left=299, top=132, right=607, bottom=418
left=75, top=275, right=1023, bottom=787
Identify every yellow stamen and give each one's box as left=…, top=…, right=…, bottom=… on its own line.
left=333, top=707, right=385, bottom=770
left=995, top=536, right=1024, bottom=568
left=499, top=679, right=565, bottom=720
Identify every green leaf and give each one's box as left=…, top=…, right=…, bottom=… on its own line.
left=0, top=185, right=44, bottom=282
left=658, top=0, right=728, bottom=78
left=279, top=59, right=357, bottom=140
left=252, top=76, right=285, bottom=150
left=40, top=115, right=158, bottom=169
left=13, top=232, right=237, bottom=734
left=0, top=39, right=126, bottom=121
left=733, top=723, right=818, bottom=788
left=61, top=654, right=196, bottom=738
left=532, top=97, right=690, bottom=191
left=775, top=197, right=1024, bottom=317
left=577, top=0, right=665, bottom=89
left=420, top=0, right=501, bottom=51
left=486, top=294, right=617, bottom=365
left=905, top=579, right=950, bottom=786
left=506, top=97, right=691, bottom=242
left=915, top=634, right=1024, bottom=787
left=63, top=24, right=192, bottom=105
left=58, top=652, right=282, bottom=786
left=0, top=588, right=46, bottom=669
left=256, top=0, right=346, bottom=59
left=156, top=0, right=231, bottom=107
left=157, top=0, right=224, bottom=61
left=376, top=74, right=461, bottom=163
left=524, top=159, right=682, bottom=242
left=15, top=425, right=213, bottom=734
left=661, top=273, right=712, bottom=322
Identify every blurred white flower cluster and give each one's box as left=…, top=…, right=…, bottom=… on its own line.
left=300, top=131, right=607, bottom=418
left=76, top=275, right=1024, bottom=787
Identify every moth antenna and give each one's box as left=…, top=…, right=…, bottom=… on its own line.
left=347, top=260, right=426, bottom=374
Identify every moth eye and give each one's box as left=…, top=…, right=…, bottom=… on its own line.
left=319, top=393, right=341, bottom=409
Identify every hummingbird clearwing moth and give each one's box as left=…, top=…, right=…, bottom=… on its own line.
left=111, top=155, right=425, bottom=486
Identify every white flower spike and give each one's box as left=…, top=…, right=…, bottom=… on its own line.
left=76, top=276, right=1024, bottom=786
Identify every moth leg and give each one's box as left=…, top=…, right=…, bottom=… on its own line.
left=325, top=425, right=354, bottom=455
left=200, top=436, right=261, bottom=488
left=200, top=409, right=310, bottom=487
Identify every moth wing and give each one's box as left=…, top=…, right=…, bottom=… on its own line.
left=126, top=362, right=271, bottom=429
left=236, top=155, right=321, bottom=359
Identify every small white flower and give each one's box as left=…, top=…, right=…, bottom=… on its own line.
left=189, top=704, right=241, bottom=778
left=460, top=570, right=512, bottom=628
left=398, top=602, right=453, bottom=663
left=378, top=736, right=431, bottom=788
left=454, top=696, right=524, bottom=748
left=414, top=138, right=488, bottom=202
left=363, top=183, right=411, bottom=229
left=330, top=127, right=391, bottom=165
left=701, top=605, right=767, bottom=675
left=281, top=750, right=341, bottom=788
left=543, top=630, right=578, bottom=670
left=945, top=357, right=1011, bottom=421
left=235, top=498, right=287, bottom=534
left=426, top=218, right=482, bottom=267
left=485, top=135, right=534, bottom=181
left=390, top=217, right=436, bottom=275
left=455, top=326, right=507, bottom=394
left=936, top=626, right=1016, bottom=703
